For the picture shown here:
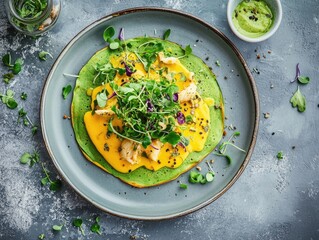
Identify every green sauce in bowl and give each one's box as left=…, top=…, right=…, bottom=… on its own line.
left=232, top=0, right=274, bottom=38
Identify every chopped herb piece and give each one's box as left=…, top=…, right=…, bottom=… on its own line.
left=38, top=233, right=45, bottom=239
left=184, top=45, right=192, bottom=56
left=2, top=53, right=13, bottom=67
left=163, top=29, right=171, bottom=40
left=49, top=179, right=62, bottom=191
left=160, top=131, right=181, bottom=146
left=179, top=183, right=188, bottom=189
left=185, top=115, right=194, bottom=124
left=20, top=150, right=39, bottom=167
left=31, top=125, right=38, bottom=135
left=39, top=51, right=53, bottom=61
left=290, top=87, right=306, bottom=112
left=20, top=152, right=32, bottom=164
left=3, top=72, right=14, bottom=84
left=11, top=58, right=23, bottom=74
left=52, top=224, right=63, bottom=231
left=62, top=84, right=72, bottom=99
left=20, top=92, right=27, bottom=100
left=109, top=41, right=120, bottom=50
left=96, top=89, right=108, bottom=107
left=277, top=151, right=284, bottom=160
left=215, top=60, right=221, bottom=67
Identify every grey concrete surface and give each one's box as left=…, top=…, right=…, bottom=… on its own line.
left=0, top=0, right=318, bottom=239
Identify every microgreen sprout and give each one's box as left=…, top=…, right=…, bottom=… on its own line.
left=41, top=162, right=62, bottom=191
left=20, top=92, right=28, bottom=100
left=38, top=233, right=45, bottom=239
left=163, top=29, right=171, bottom=40
left=179, top=183, right=188, bottom=189
left=0, top=89, right=18, bottom=109
left=215, top=60, right=221, bottom=67
left=39, top=51, right=53, bottom=61
left=214, top=131, right=246, bottom=164
left=20, top=150, right=40, bottom=167
left=62, top=84, right=72, bottom=99
left=290, top=87, right=306, bottom=112
left=178, top=45, right=192, bottom=59
left=73, top=218, right=85, bottom=235
left=276, top=151, right=284, bottom=160
left=90, top=216, right=101, bottom=235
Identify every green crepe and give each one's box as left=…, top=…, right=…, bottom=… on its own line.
left=71, top=37, right=224, bottom=187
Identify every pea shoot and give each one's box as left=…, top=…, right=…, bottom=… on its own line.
left=73, top=218, right=85, bottom=235
left=163, top=29, right=171, bottom=40
left=38, top=233, right=45, bottom=239
left=20, top=92, right=28, bottom=100
left=277, top=151, right=284, bottom=160
left=52, top=224, right=63, bottom=231
left=39, top=51, right=53, bottom=61
left=0, top=89, right=18, bottom=109
left=90, top=216, right=101, bottom=235
left=41, top=162, right=62, bottom=191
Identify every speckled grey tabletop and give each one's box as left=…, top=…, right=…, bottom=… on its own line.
left=1, top=0, right=318, bottom=239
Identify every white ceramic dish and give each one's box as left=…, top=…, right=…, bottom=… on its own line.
left=227, top=0, right=282, bottom=42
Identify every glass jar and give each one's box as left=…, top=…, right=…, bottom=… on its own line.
left=5, top=0, right=61, bottom=36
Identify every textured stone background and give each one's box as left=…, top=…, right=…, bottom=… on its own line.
left=0, top=0, right=318, bottom=239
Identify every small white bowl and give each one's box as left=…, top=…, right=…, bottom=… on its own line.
left=227, top=0, right=282, bottom=42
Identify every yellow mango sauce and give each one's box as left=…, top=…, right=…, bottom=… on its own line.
left=83, top=52, right=211, bottom=173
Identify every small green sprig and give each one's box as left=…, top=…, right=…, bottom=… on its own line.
left=73, top=218, right=85, bottom=235
left=0, top=89, right=18, bottom=109
left=41, top=162, right=62, bottom=191
left=20, top=150, right=40, bottom=167
left=163, top=29, right=171, bottom=40
left=90, top=216, right=101, bottom=235
left=52, top=224, right=63, bottom=231
left=39, top=51, right=53, bottom=61
left=62, top=84, right=72, bottom=99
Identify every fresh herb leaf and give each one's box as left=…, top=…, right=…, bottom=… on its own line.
left=90, top=223, right=101, bottom=234
left=11, top=58, right=23, bottom=74
left=38, top=233, right=45, bottom=239
left=20, top=152, right=32, bottom=164
left=31, top=125, right=38, bottom=135
left=103, top=26, right=115, bottom=42
left=277, top=151, right=284, bottom=160
left=179, top=183, right=188, bottom=189
left=290, top=87, right=306, bottom=112
left=3, top=73, right=14, bottom=84
left=96, top=89, right=108, bottom=107
left=297, top=76, right=310, bottom=84
left=2, top=53, right=13, bottom=67
left=41, top=177, right=49, bottom=186
left=73, top=218, right=85, bottom=235
left=62, top=84, right=72, bottom=99
left=1, top=89, right=18, bottom=109
left=52, top=224, right=63, bottom=231
left=39, top=51, right=53, bottom=61
left=215, top=60, right=221, bottom=67
left=49, top=179, right=62, bottom=191
left=184, top=45, right=192, bottom=56
left=163, top=29, right=171, bottom=40
left=161, top=131, right=181, bottom=146
left=205, top=171, right=215, bottom=182
left=185, top=115, right=194, bottom=124
left=20, top=92, right=27, bottom=100
left=109, top=41, right=120, bottom=50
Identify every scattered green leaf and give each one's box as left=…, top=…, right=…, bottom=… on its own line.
left=179, top=183, right=188, bottom=189
left=38, top=233, right=45, bottom=240
left=290, top=87, right=306, bottom=112
left=62, top=84, right=72, bottom=99
left=52, top=224, right=63, bottom=231
left=0, top=89, right=18, bottom=109
left=11, top=58, right=24, bottom=74
left=20, top=92, right=27, bottom=100
left=109, top=41, right=120, bottom=50
left=163, top=29, right=171, bottom=40
left=184, top=45, right=192, bottom=56
left=277, top=151, right=284, bottom=160
left=20, top=152, right=32, bottom=164
left=215, top=60, right=221, bottom=67
left=73, top=218, right=85, bottom=235
left=41, top=162, right=62, bottom=191
left=2, top=53, right=13, bottom=67
left=3, top=72, right=14, bottom=84
left=39, top=51, right=53, bottom=61
left=297, top=76, right=310, bottom=84
left=90, top=217, right=101, bottom=235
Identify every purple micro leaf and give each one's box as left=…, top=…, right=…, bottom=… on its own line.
left=118, top=28, right=124, bottom=41
left=123, top=62, right=133, bottom=77
left=146, top=99, right=154, bottom=112
left=176, top=111, right=185, bottom=125
left=292, top=63, right=300, bottom=83
left=173, top=93, right=178, bottom=102
left=109, top=91, right=117, bottom=99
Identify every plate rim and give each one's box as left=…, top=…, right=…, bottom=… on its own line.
left=40, top=7, right=260, bottom=220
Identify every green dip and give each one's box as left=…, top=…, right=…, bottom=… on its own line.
left=232, top=0, right=274, bottom=38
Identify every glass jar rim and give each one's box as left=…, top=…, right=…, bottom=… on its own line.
left=8, top=0, right=53, bottom=23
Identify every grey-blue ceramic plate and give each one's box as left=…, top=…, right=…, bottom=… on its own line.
left=40, top=7, right=259, bottom=220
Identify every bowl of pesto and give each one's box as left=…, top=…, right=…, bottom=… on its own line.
left=227, top=0, right=282, bottom=42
